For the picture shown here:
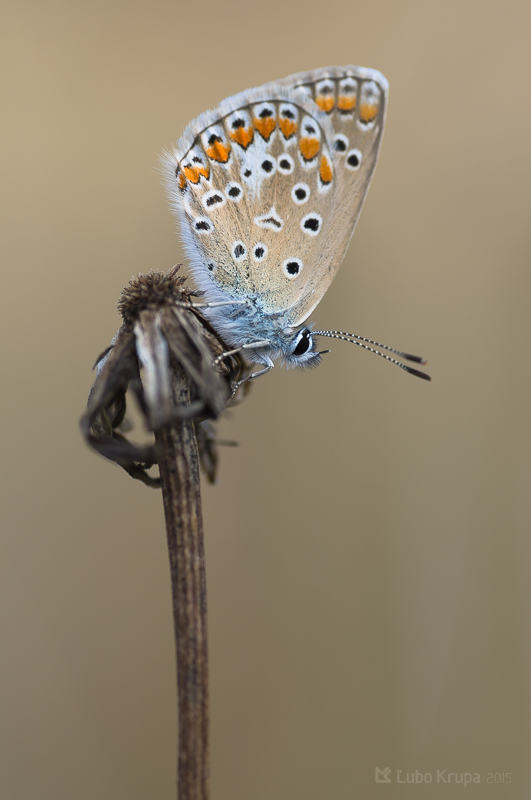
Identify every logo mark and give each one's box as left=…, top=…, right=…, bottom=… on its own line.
left=375, top=767, right=392, bottom=783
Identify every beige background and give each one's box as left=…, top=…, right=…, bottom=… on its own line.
left=1, top=0, right=530, bottom=798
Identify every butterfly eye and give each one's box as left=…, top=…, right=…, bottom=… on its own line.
left=293, top=329, right=312, bottom=356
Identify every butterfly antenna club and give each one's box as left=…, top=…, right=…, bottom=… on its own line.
left=312, top=330, right=431, bottom=380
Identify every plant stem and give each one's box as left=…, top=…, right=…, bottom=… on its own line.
left=155, top=361, right=209, bottom=800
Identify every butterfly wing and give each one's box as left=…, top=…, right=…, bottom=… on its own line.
left=163, top=66, right=387, bottom=329
left=273, top=66, right=388, bottom=324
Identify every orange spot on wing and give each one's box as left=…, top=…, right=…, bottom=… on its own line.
left=182, top=164, right=210, bottom=183
left=177, top=171, right=187, bottom=190
left=299, top=137, right=320, bottom=161
left=254, top=117, right=276, bottom=140
left=206, top=141, right=231, bottom=163
left=316, top=95, right=335, bottom=113
left=229, top=126, right=254, bottom=149
left=359, top=103, right=378, bottom=123
left=319, top=155, right=333, bottom=184
left=279, top=118, right=298, bottom=139
left=338, top=95, right=357, bottom=112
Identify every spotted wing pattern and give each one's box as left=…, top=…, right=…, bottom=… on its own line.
left=163, top=66, right=388, bottom=328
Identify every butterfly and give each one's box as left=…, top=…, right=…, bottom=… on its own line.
left=162, top=66, right=429, bottom=383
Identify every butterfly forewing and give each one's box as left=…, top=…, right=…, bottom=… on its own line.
left=164, top=66, right=387, bottom=328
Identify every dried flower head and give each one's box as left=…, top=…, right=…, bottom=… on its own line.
left=80, top=265, right=248, bottom=486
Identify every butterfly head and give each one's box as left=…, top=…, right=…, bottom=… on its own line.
left=209, top=306, right=326, bottom=369
left=282, top=326, right=326, bottom=368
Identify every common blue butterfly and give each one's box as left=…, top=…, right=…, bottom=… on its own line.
left=162, top=66, right=429, bottom=383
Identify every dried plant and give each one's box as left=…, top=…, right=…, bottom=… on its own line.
left=81, top=265, right=249, bottom=800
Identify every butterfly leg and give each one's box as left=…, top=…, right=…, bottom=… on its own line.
left=240, top=361, right=273, bottom=383
left=212, top=340, right=273, bottom=398
left=231, top=360, right=273, bottom=399
left=173, top=300, right=250, bottom=310
left=213, top=340, right=271, bottom=367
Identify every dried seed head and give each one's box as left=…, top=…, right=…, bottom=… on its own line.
left=81, top=265, right=249, bottom=485
left=117, top=265, right=197, bottom=326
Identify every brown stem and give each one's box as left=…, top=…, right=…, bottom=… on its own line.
left=155, top=361, right=209, bottom=800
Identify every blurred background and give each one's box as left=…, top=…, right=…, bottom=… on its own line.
left=1, top=0, right=530, bottom=797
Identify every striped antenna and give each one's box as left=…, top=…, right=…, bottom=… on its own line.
left=312, top=330, right=431, bottom=381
